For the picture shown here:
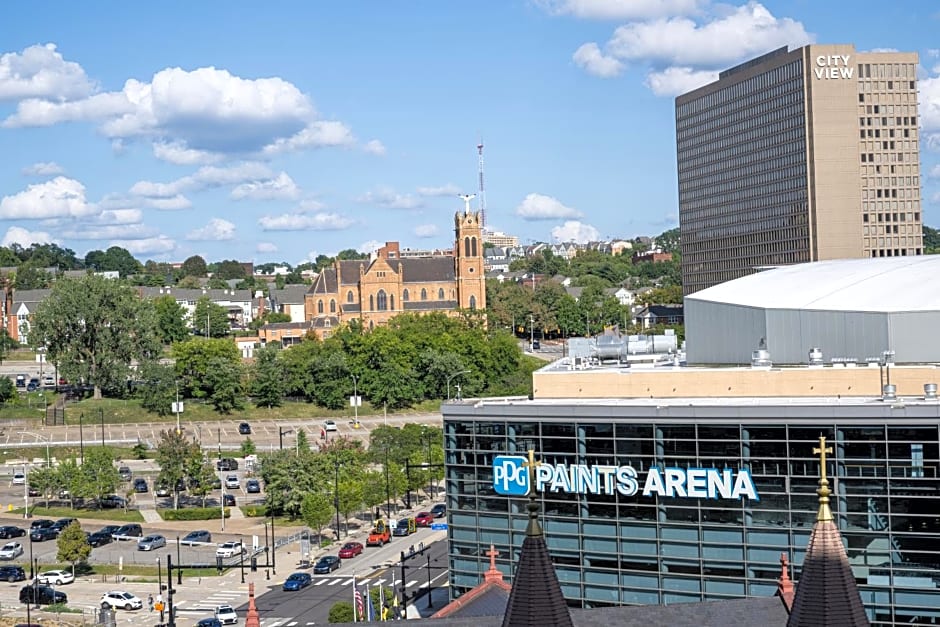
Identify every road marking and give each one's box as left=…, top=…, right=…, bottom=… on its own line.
left=371, top=578, right=385, bottom=585
left=313, top=578, right=330, bottom=586
left=340, top=577, right=355, bottom=585
left=406, top=579, right=419, bottom=588
left=287, top=622, right=298, bottom=626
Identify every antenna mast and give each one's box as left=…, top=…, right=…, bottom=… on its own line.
left=477, top=138, right=486, bottom=231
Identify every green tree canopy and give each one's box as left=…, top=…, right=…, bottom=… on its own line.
left=192, top=297, right=231, bottom=337
left=57, top=521, right=91, bottom=573
left=251, top=345, right=285, bottom=407
left=153, top=295, right=189, bottom=344
left=84, top=246, right=143, bottom=277
left=30, top=275, right=160, bottom=399
left=180, top=255, right=208, bottom=278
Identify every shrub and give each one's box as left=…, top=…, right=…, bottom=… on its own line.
left=160, top=507, right=231, bottom=521
left=242, top=504, right=267, bottom=517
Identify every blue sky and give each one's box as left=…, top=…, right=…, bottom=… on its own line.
left=1, top=1, right=939, bottom=266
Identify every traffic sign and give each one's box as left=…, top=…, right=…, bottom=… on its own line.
left=430, top=523, right=448, bottom=531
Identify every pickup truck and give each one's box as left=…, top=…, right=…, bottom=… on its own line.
left=366, top=520, right=391, bottom=546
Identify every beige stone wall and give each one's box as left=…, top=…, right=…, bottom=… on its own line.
left=533, top=365, right=940, bottom=399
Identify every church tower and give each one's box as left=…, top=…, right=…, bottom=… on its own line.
left=454, top=199, right=486, bottom=312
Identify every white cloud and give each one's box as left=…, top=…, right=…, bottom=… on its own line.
left=152, top=141, right=221, bottom=165
left=414, top=224, right=439, bottom=238
left=146, top=195, right=193, bottom=211
left=130, top=162, right=272, bottom=198
left=356, top=187, right=423, bottom=210
left=930, top=164, right=940, bottom=179
left=0, top=43, right=95, bottom=102
left=363, top=139, right=386, bottom=156
left=261, top=120, right=355, bottom=156
left=358, top=240, right=382, bottom=254
left=417, top=183, right=462, bottom=197
left=112, top=236, right=176, bottom=255
left=536, top=0, right=701, bottom=19
left=604, top=2, right=812, bottom=68
left=920, top=74, right=940, bottom=148
left=4, top=91, right=134, bottom=127
left=256, top=242, right=278, bottom=253
left=187, top=218, right=236, bottom=241
left=60, top=224, right=158, bottom=240
left=22, top=161, right=64, bottom=176
left=298, top=198, right=327, bottom=212
left=231, top=172, right=300, bottom=201
left=551, top=220, right=601, bottom=243
left=2, top=226, right=54, bottom=247
left=515, top=193, right=582, bottom=220
left=573, top=43, right=625, bottom=78
left=645, top=66, right=718, bottom=96
left=258, top=212, right=354, bottom=231
left=0, top=176, right=97, bottom=219
left=94, top=209, right=144, bottom=225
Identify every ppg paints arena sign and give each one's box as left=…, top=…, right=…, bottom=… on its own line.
left=492, top=455, right=760, bottom=501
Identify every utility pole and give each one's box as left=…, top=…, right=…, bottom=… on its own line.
left=167, top=554, right=176, bottom=627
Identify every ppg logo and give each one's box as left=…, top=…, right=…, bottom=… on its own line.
left=493, top=455, right=529, bottom=495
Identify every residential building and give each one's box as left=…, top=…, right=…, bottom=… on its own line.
left=303, top=209, right=486, bottom=335
left=482, top=230, right=519, bottom=249
left=676, top=45, right=923, bottom=294
left=268, top=285, right=308, bottom=322
left=139, top=287, right=256, bottom=329
left=634, top=304, right=684, bottom=328
left=632, top=251, right=673, bottom=264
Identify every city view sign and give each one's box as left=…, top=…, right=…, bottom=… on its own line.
left=492, top=455, right=760, bottom=501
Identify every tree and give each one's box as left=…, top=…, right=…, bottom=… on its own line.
left=85, top=246, right=142, bottom=277
left=179, top=255, right=208, bottom=278
left=172, top=338, right=241, bottom=399
left=249, top=311, right=291, bottom=331
left=82, top=447, right=121, bottom=504
left=328, top=602, right=355, bottom=623
left=239, top=438, right=257, bottom=457
left=0, top=377, right=13, bottom=403
left=0, top=329, right=18, bottom=365
left=251, top=346, right=285, bottom=407
left=203, top=357, right=244, bottom=413
left=56, top=521, right=91, bottom=574
left=30, top=275, right=160, bottom=399
left=28, top=466, right=59, bottom=507
left=136, top=361, right=177, bottom=416
left=924, top=225, right=940, bottom=254
left=153, top=295, right=189, bottom=344
left=192, top=298, right=231, bottom=337
left=188, top=458, right=217, bottom=507
left=300, top=492, right=333, bottom=542
left=13, top=264, right=53, bottom=289
left=213, top=260, right=247, bottom=280
left=155, top=429, right=199, bottom=510
left=57, top=459, right=87, bottom=508
left=296, top=429, right=310, bottom=454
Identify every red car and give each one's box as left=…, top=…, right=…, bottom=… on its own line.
left=415, top=512, right=434, bottom=527
left=338, top=542, right=364, bottom=559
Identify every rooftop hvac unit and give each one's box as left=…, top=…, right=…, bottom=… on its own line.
left=925, top=383, right=938, bottom=400
left=882, top=384, right=897, bottom=401
left=751, top=349, right=772, bottom=368
left=808, top=347, right=824, bottom=367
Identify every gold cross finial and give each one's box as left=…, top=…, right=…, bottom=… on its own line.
left=522, top=449, right=540, bottom=495
left=812, top=435, right=834, bottom=522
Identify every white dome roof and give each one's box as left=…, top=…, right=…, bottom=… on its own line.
left=687, top=256, right=940, bottom=313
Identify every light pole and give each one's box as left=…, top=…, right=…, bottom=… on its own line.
left=174, top=381, right=182, bottom=435
left=425, top=552, right=435, bottom=609
left=278, top=427, right=293, bottom=450
left=333, top=459, right=341, bottom=541
left=351, top=375, right=359, bottom=425
left=78, top=412, right=84, bottom=464
left=176, top=536, right=182, bottom=584
left=157, top=557, right=162, bottom=596
left=270, top=511, right=276, bottom=575
left=384, top=447, right=392, bottom=518
left=529, top=315, right=535, bottom=351
left=239, top=535, right=246, bottom=583
left=445, top=369, right=470, bottom=401
left=100, top=407, right=105, bottom=446
left=34, top=434, right=50, bottom=468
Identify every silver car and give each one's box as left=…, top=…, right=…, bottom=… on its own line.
left=137, top=534, right=166, bottom=551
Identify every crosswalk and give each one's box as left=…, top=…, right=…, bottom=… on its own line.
left=174, top=589, right=245, bottom=615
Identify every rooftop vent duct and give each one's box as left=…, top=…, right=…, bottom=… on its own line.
left=751, top=349, right=772, bottom=368
left=925, top=383, right=938, bottom=400
left=808, top=347, right=824, bottom=367
left=882, top=384, right=897, bottom=401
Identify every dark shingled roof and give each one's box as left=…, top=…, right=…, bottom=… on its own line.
left=404, top=300, right=458, bottom=311
left=787, top=437, right=869, bottom=627
left=400, top=257, right=455, bottom=282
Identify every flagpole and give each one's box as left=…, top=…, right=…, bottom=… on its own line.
left=353, top=574, right=359, bottom=623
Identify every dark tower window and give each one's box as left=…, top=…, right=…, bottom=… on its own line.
left=464, top=237, right=471, bottom=257
left=469, top=295, right=477, bottom=310
left=369, top=295, right=374, bottom=310
left=347, top=290, right=354, bottom=303
left=471, top=237, right=477, bottom=256
left=330, top=299, right=336, bottom=313
left=390, top=295, right=395, bottom=310
left=403, top=289, right=410, bottom=301
left=317, top=300, right=324, bottom=314
left=421, top=288, right=428, bottom=301
left=438, top=288, right=444, bottom=299
left=377, top=290, right=388, bottom=311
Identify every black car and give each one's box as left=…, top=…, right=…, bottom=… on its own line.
left=245, top=479, right=261, bottom=493
left=222, top=493, right=235, bottom=507
left=27, top=486, right=40, bottom=497
left=19, top=584, right=67, bottom=605
left=30, top=519, right=54, bottom=530
left=133, top=478, right=148, bottom=493
left=0, top=526, right=25, bottom=539
left=181, top=530, right=212, bottom=545
left=313, top=555, right=341, bottom=574
left=98, top=495, right=126, bottom=509
left=431, top=503, right=446, bottom=518
left=238, top=422, right=251, bottom=435
left=86, top=531, right=113, bottom=547
left=197, top=619, right=223, bottom=627
left=29, top=527, right=58, bottom=542
left=118, top=466, right=132, bottom=481
left=51, top=518, right=77, bottom=532
left=0, top=565, right=26, bottom=582
left=113, top=523, right=142, bottom=540
left=216, top=458, right=239, bottom=471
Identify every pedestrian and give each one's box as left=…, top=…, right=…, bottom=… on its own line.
left=148, top=594, right=154, bottom=612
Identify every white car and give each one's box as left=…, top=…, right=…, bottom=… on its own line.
left=101, top=590, right=143, bottom=610
left=215, top=604, right=238, bottom=625
left=0, top=542, right=23, bottom=560
left=11, top=472, right=25, bottom=485
left=216, top=541, right=245, bottom=558
left=37, top=569, right=74, bottom=585
left=324, top=419, right=338, bottom=432
left=225, top=475, right=240, bottom=489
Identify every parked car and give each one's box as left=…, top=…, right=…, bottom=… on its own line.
left=0, top=565, right=26, bottom=582
left=21, top=584, right=66, bottom=605
left=29, top=527, right=58, bottom=542
left=133, top=478, right=148, bottom=493
left=313, top=555, right=342, bottom=574
left=215, top=605, right=238, bottom=625
left=30, top=519, right=54, bottom=530
left=197, top=619, right=223, bottom=627
left=238, top=422, right=252, bottom=435
left=0, top=542, right=24, bottom=560
left=26, top=379, right=39, bottom=392
left=338, top=542, right=364, bottom=559
left=324, top=420, right=338, bottom=432
left=137, top=534, right=166, bottom=551
left=431, top=503, right=446, bottom=518
left=27, top=486, right=40, bottom=497
left=37, top=570, right=74, bottom=585
left=86, top=530, right=114, bottom=547
left=414, top=511, right=434, bottom=527
left=112, top=523, right=143, bottom=540
left=15, top=374, right=26, bottom=387
left=225, top=475, right=240, bottom=490
left=100, top=590, right=143, bottom=610
left=216, top=541, right=245, bottom=558
left=118, top=466, right=132, bottom=481
left=216, top=458, right=239, bottom=471
left=42, top=375, right=55, bottom=388
left=0, top=526, right=25, bottom=539
left=282, top=572, right=312, bottom=591
left=98, top=495, right=126, bottom=509
left=51, top=518, right=78, bottom=532
left=245, top=479, right=261, bottom=493
left=11, top=472, right=26, bottom=485
left=155, top=484, right=171, bottom=497
left=222, top=493, right=236, bottom=507
left=181, top=530, right=212, bottom=545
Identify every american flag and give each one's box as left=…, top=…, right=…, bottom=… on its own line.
left=354, top=580, right=364, bottom=621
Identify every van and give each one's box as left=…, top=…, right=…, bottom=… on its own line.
left=14, top=374, right=26, bottom=388
left=112, top=524, right=142, bottom=540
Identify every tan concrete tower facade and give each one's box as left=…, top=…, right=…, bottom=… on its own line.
left=676, top=45, right=923, bottom=294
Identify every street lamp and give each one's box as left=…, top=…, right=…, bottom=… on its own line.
left=239, top=535, right=246, bottom=583
left=384, top=447, right=392, bottom=518
left=351, top=375, right=359, bottom=425
left=333, top=459, right=341, bottom=541
left=425, top=552, right=436, bottom=609
left=278, top=427, right=293, bottom=450
left=176, top=535, right=182, bottom=584
left=157, top=557, right=162, bottom=596
left=270, top=510, right=276, bottom=575
left=445, top=369, right=470, bottom=401
left=529, top=315, right=535, bottom=351
left=34, top=434, right=51, bottom=468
